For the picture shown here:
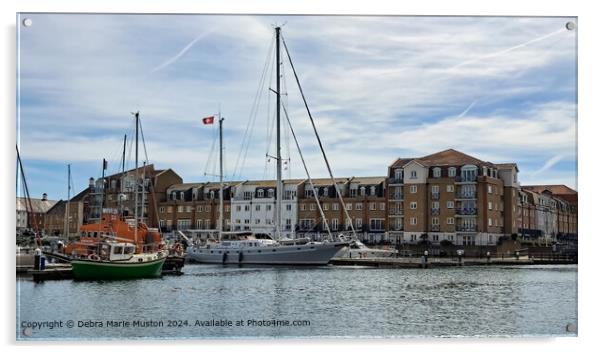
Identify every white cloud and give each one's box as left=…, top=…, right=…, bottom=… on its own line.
left=17, top=15, right=577, bottom=198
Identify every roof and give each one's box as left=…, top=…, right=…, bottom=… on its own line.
left=390, top=158, right=413, bottom=169
left=16, top=197, right=58, bottom=213
left=522, top=185, right=577, bottom=195
left=167, top=183, right=205, bottom=191
left=105, top=164, right=156, bottom=179
left=349, top=176, right=386, bottom=185
left=415, top=149, right=488, bottom=167
left=305, top=177, right=350, bottom=186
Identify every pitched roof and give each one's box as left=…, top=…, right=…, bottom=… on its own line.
left=415, top=149, right=488, bottom=167
left=522, top=185, right=577, bottom=195
left=390, top=158, right=413, bottom=168
left=16, top=197, right=58, bottom=213
left=349, top=176, right=386, bottom=185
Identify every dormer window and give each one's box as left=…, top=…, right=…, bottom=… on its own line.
left=433, top=167, right=441, bottom=178
left=268, top=189, right=274, bottom=198
left=360, top=186, right=366, bottom=196
left=171, top=191, right=176, bottom=200
left=448, top=167, right=456, bottom=177
left=210, top=191, right=215, bottom=199
left=370, top=186, right=376, bottom=196
left=258, top=189, right=264, bottom=198
left=394, top=169, right=403, bottom=181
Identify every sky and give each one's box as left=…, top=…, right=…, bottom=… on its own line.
left=16, top=14, right=577, bottom=201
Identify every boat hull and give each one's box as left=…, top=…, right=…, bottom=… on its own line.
left=71, top=257, right=166, bottom=280
left=186, top=242, right=347, bottom=265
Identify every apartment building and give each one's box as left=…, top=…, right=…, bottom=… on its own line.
left=95, top=165, right=183, bottom=227
left=229, top=179, right=303, bottom=239
left=157, top=181, right=237, bottom=235
left=296, top=177, right=387, bottom=242
left=521, top=185, right=578, bottom=242
left=387, top=149, right=508, bottom=246
left=44, top=187, right=92, bottom=237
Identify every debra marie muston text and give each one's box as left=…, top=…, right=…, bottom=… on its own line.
left=79, top=320, right=164, bottom=328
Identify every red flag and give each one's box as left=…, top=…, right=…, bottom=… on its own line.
left=202, top=116, right=214, bottom=125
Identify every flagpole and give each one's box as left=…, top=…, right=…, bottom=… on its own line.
left=218, top=112, right=224, bottom=242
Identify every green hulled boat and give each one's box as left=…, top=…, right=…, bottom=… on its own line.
left=71, top=242, right=166, bottom=280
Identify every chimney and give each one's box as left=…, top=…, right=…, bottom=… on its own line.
left=42, top=193, right=48, bottom=201
left=89, top=177, right=95, bottom=187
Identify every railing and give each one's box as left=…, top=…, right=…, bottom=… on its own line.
left=389, top=210, right=404, bottom=216
left=456, top=208, right=477, bottom=215
left=456, top=192, right=477, bottom=199
left=431, top=208, right=440, bottom=215
left=456, top=225, right=477, bottom=232
left=431, top=193, right=440, bottom=200
left=431, top=225, right=440, bottom=231
left=455, top=176, right=477, bottom=183
left=389, top=193, right=404, bottom=200
left=388, top=177, right=404, bottom=184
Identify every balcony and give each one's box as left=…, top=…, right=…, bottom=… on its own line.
left=456, top=225, right=477, bottom=232
left=431, top=208, right=440, bottom=215
left=431, top=224, right=440, bottom=232
left=388, top=177, right=404, bottom=185
left=389, top=210, right=404, bottom=216
left=455, top=175, right=477, bottom=184
left=456, top=208, right=477, bottom=216
left=431, top=193, right=440, bottom=200
left=456, top=191, right=477, bottom=199
left=389, top=193, right=404, bottom=200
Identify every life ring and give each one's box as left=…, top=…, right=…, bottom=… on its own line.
left=88, top=253, right=100, bottom=261
left=174, top=243, right=183, bottom=254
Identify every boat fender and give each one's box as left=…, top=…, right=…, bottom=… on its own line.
left=88, top=253, right=100, bottom=261
left=222, top=252, right=228, bottom=264
left=238, top=252, right=243, bottom=263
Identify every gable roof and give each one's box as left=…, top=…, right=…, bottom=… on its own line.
left=416, top=149, right=488, bottom=167
left=522, top=185, right=577, bottom=195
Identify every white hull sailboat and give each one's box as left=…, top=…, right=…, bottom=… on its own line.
left=187, top=27, right=348, bottom=265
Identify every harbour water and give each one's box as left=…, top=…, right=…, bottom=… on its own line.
left=17, top=264, right=577, bottom=340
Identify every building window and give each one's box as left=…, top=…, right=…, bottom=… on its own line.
left=177, top=206, right=184, bottom=213
left=159, top=207, right=165, bottom=213
left=447, top=185, right=454, bottom=192
left=447, top=201, right=454, bottom=209
left=432, top=185, right=439, bottom=194
left=410, top=185, right=417, bottom=193
left=447, top=217, right=455, bottom=225
left=488, top=185, right=492, bottom=194
left=370, top=186, right=376, bottom=196
left=355, top=218, right=363, bottom=229
left=488, top=202, right=492, bottom=210
left=410, top=170, right=417, bottom=179
left=433, top=167, right=441, bottom=178
left=369, top=202, right=376, bottom=211
left=432, top=201, right=439, bottom=209
left=332, top=219, right=339, bottom=231
left=255, top=219, right=261, bottom=224
left=394, top=169, right=403, bottom=181
left=355, top=203, right=363, bottom=210
left=225, top=205, right=230, bottom=212
left=350, top=188, right=357, bottom=197
left=488, top=218, right=492, bottom=226
left=448, top=167, right=456, bottom=177
left=286, top=204, right=292, bottom=211
left=186, top=206, right=193, bottom=213
left=310, top=204, right=316, bottom=211
left=346, top=203, right=352, bottom=211
left=410, top=201, right=417, bottom=209
left=324, top=203, right=329, bottom=211
left=256, top=205, right=261, bottom=211
left=244, top=205, right=250, bottom=211
left=333, top=203, right=339, bottom=211
left=432, top=217, right=439, bottom=225
left=379, top=202, right=385, bottom=211
left=410, top=217, right=417, bottom=225
left=258, top=189, right=264, bottom=198
left=369, top=219, right=384, bottom=231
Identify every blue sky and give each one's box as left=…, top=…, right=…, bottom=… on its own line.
left=16, top=14, right=577, bottom=201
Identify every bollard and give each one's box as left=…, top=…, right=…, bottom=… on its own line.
left=486, top=251, right=491, bottom=264
left=34, top=248, right=42, bottom=271
left=515, top=251, right=520, bottom=260
left=40, top=256, right=46, bottom=271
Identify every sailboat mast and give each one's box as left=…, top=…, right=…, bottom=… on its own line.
left=218, top=113, right=224, bottom=241
left=120, top=134, right=126, bottom=215
left=64, top=164, right=71, bottom=238
left=275, top=26, right=282, bottom=240
left=134, top=111, right=139, bottom=245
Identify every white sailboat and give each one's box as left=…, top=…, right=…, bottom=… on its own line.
left=187, top=27, right=348, bottom=265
